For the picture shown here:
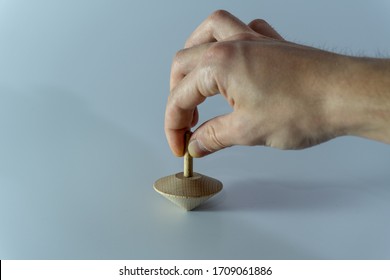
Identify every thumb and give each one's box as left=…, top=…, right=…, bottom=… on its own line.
left=188, top=113, right=235, bottom=158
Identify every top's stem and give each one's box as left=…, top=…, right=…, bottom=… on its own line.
left=184, top=131, right=193, bottom=177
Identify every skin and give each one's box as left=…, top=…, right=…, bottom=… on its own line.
left=165, top=10, right=390, bottom=158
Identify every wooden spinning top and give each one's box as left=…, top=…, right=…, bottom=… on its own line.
left=154, top=132, right=223, bottom=211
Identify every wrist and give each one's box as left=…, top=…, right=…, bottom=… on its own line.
left=326, top=56, right=390, bottom=143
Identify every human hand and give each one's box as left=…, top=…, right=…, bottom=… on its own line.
left=165, top=10, right=390, bottom=157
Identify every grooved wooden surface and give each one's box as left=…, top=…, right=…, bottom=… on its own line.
left=153, top=172, right=222, bottom=197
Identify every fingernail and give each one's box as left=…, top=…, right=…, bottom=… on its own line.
left=188, top=139, right=210, bottom=158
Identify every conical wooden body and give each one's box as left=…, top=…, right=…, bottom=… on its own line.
left=153, top=172, right=223, bottom=211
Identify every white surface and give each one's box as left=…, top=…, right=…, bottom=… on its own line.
left=0, top=0, right=389, bottom=259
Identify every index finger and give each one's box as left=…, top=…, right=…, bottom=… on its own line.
left=165, top=64, right=219, bottom=156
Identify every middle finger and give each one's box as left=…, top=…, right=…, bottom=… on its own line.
left=185, top=10, right=255, bottom=48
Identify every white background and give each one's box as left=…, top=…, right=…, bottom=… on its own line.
left=0, top=0, right=389, bottom=259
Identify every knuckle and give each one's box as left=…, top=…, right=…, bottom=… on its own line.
left=249, top=18, right=268, bottom=26
left=209, top=9, right=231, bottom=23
left=172, top=49, right=185, bottom=69
left=204, top=124, right=226, bottom=151
left=173, top=49, right=184, bottom=61
left=203, top=42, right=237, bottom=63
